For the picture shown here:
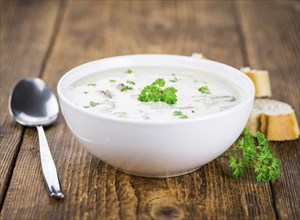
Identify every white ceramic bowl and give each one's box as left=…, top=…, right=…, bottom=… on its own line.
left=57, top=55, right=255, bottom=177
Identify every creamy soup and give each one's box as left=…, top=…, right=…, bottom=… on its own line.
left=66, top=66, right=243, bottom=120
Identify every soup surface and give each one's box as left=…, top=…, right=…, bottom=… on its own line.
left=66, top=66, right=243, bottom=120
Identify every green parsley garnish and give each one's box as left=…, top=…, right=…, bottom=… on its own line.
left=109, top=79, right=116, bottom=83
left=83, top=91, right=88, bottom=94
left=198, top=85, right=209, bottom=94
left=121, top=85, right=133, bottom=92
left=125, top=69, right=133, bottom=74
left=87, top=83, right=97, bottom=86
left=161, top=87, right=177, bottom=104
left=139, top=85, right=161, bottom=102
left=170, top=77, right=178, bottom=82
left=222, top=129, right=281, bottom=183
left=153, top=78, right=165, bottom=87
left=83, top=101, right=100, bottom=108
left=191, top=110, right=195, bottom=113
left=126, top=80, right=136, bottom=85
left=173, top=111, right=188, bottom=119
left=138, top=78, right=177, bottom=105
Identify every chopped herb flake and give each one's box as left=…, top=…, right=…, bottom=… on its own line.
left=83, top=101, right=100, bottom=108
left=180, top=115, right=188, bottom=119
left=83, top=91, right=88, bottom=94
left=173, top=111, right=183, bottom=116
left=87, top=83, right=97, bottom=86
left=89, top=101, right=100, bottom=107
left=170, top=77, right=178, bottom=83
left=121, top=85, right=133, bottom=92
left=127, top=80, right=136, bottom=85
left=109, top=79, right=116, bottom=83
left=173, top=110, right=188, bottom=119
left=198, top=85, right=210, bottom=94
left=125, top=69, right=133, bottom=74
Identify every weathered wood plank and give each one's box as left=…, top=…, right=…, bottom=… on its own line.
left=237, top=1, right=300, bottom=219
left=0, top=0, right=61, bottom=208
left=1, top=1, right=283, bottom=219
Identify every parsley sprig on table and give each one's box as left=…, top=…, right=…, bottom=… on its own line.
left=138, top=78, right=177, bottom=104
left=222, top=129, right=281, bottom=182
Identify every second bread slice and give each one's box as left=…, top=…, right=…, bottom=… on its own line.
left=246, top=99, right=299, bottom=141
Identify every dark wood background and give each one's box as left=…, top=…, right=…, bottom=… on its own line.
left=0, top=1, right=299, bottom=219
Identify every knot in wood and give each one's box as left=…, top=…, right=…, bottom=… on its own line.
left=147, top=198, right=186, bottom=220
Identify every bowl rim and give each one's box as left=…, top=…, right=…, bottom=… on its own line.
left=57, top=54, right=255, bottom=125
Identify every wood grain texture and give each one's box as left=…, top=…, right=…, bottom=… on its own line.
left=0, top=1, right=298, bottom=219
left=0, top=0, right=61, bottom=207
left=237, top=1, right=300, bottom=219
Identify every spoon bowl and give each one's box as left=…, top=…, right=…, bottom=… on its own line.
left=9, top=77, right=64, bottom=198
left=9, top=77, right=59, bottom=126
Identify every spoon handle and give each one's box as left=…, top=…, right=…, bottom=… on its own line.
left=36, top=125, right=64, bottom=199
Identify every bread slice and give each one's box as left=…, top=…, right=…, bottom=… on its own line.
left=240, top=67, right=272, bottom=98
left=246, top=99, right=299, bottom=141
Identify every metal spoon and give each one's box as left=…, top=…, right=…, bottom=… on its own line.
left=9, top=77, right=64, bottom=199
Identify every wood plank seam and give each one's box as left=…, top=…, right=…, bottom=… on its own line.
left=270, top=182, right=280, bottom=220
left=0, top=127, right=25, bottom=211
left=232, top=2, right=250, bottom=67
left=38, top=0, right=67, bottom=78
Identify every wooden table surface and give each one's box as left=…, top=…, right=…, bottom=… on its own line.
left=1, top=1, right=299, bottom=219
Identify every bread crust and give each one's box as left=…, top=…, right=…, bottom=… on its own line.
left=260, top=112, right=300, bottom=141
left=246, top=99, right=299, bottom=141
